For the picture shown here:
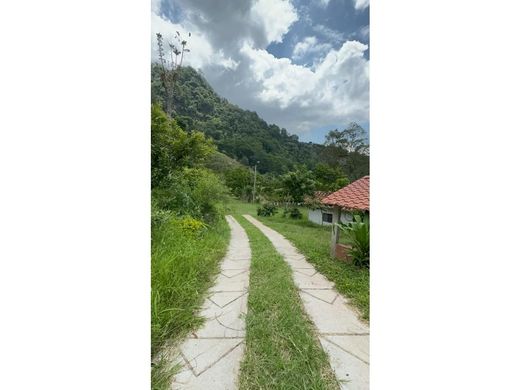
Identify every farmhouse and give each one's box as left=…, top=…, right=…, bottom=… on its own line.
left=318, top=176, right=370, bottom=257
left=307, top=191, right=353, bottom=226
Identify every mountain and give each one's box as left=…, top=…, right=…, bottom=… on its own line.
left=151, top=64, right=324, bottom=174
left=151, top=64, right=368, bottom=179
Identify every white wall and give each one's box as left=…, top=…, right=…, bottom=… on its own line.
left=307, top=208, right=353, bottom=226
left=308, top=209, right=325, bottom=225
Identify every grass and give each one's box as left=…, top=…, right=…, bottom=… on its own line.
left=151, top=216, right=230, bottom=389
left=235, top=214, right=339, bottom=390
left=227, top=199, right=369, bottom=321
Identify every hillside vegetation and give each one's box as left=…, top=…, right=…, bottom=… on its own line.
left=151, top=64, right=368, bottom=179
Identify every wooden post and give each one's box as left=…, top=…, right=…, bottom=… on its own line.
left=330, top=206, right=340, bottom=258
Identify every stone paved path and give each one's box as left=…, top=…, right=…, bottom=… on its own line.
left=172, top=215, right=251, bottom=389
left=243, top=214, right=369, bottom=390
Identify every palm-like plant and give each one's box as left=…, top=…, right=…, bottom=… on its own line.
left=338, top=214, right=370, bottom=268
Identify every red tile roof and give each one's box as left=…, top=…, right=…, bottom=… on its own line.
left=321, top=176, right=369, bottom=211
left=304, top=191, right=332, bottom=205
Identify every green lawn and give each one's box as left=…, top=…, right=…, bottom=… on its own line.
left=151, top=217, right=230, bottom=389
left=226, top=199, right=369, bottom=321
left=236, top=215, right=339, bottom=390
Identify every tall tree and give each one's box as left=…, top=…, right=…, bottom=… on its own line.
left=225, top=167, right=253, bottom=200
left=322, top=123, right=369, bottom=180
left=156, top=31, right=191, bottom=115
left=325, top=122, right=369, bottom=154
left=313, top=163, right=350, bottom=191
left=279, top=168, right=316, bottom=203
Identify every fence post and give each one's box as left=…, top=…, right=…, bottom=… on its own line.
left=330, top=206, right=340, bottom=258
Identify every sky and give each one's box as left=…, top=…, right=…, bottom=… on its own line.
left=151, top=0, right=369, bottom=144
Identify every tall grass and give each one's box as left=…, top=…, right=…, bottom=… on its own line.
left=151, top=216, right=230, bottom=388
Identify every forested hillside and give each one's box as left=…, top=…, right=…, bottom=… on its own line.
left=151, top=64, right=368, bottom=178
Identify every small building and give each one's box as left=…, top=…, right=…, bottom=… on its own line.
left=306, top=191, right=354, bottom=226
left=320, top=176, right=370, bottom=258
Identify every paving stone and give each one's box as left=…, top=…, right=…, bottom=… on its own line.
left=220, top=260, right=250, bottom=270
left=285, top=254, right=307, bottom=261
left=213, top=271, right=249, bottom=285
left=221, top=257, right=250, bottom=262
left=293, top=267, right=317, bottom=276
left=300, top=292, right=368, bottom=334
left=173, top=342, right=245, bottom=390
left=226, top=252, right=250, bottom=260
left=196, top=304, right=246, bottom=338
left=322, top=335, right=369, bottom=363
left=300, top=288, right=338, bottom=304
left=285, top=260, right=312, bottom=269
left=180, top=338, right=243, bottom=376
left=208, top=279, right=248, bottom=293
left=209, top=291, right=248, bottom=308
left=194, top=314, right=246, bottom=338
left=319, top=337, right=369, bottom=390
left=292, top=271, right=335, bottom=289
left=220, top=269, right=249, bottom=279
left=199, top=295, right=247, bottom=321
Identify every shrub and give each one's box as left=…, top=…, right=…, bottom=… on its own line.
left=338, top=214, right=370, bottom=268
left=257, top=203, right=277, bottom=217
left=283, top=207, right=302, bottom=219
left=178, top=217, right=207, bottom=235
left=152, top=167, right=228, bottom=223
left=151, top=200, right=173, bottom=229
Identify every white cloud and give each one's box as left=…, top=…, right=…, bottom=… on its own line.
left=353, top=0, right=369, bottom=11
left=151, top=12, right=239, bottom=70
left=151, top=0, right=369, bottom=136
left=251, top=0, right=298, bottom=44
left=240, top=40, right=369, bottom=130
left=292, top=36, right=332, bottom=60
left=359, top=25, right=369, bottom=40
left=151, top=0, right=161, bottom=14
left=315, top=0, right=330, bottom=7
left=313, top=24, right=344, bottom=43
left=241, top=43, right=316, bottom=108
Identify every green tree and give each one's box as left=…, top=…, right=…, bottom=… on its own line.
left=151, top=103, right=214, bottom=188
left=325, top=122, right=369, bottom=154
left=321, top=123, right=369, bottom=181
left=313, top=163, right=349, bottom=191
left=225, top=167, right=253, bottom=200
left=280, top=168, right=316, bottom=203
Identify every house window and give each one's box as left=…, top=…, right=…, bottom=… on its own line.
left=322, top=213, right=333, bottom=223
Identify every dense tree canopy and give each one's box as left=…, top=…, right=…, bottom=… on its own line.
left=279, top=168, right=316, bottom=203
left=151, top=103, right=215, bottom=188
left=152, top=64, right=323, bottom=174
left=313, top=163, right=350, bottom=192
left=151, top=104, right=227, bottom=222
left=151, top=63, right=369, bottom=186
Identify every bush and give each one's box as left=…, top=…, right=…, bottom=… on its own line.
left=151, top=103, right=214, bottom=188
left=178, top=216, right=207, bottom=235
left=338, top=214, right=369, bottom=268
left=152, top=167, right=228, bottom=223
left=283, top=207, right=302, bottom=219
left=257, top=203, right=277, bottom=217
left=151, top=200, right=173, bottom=229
